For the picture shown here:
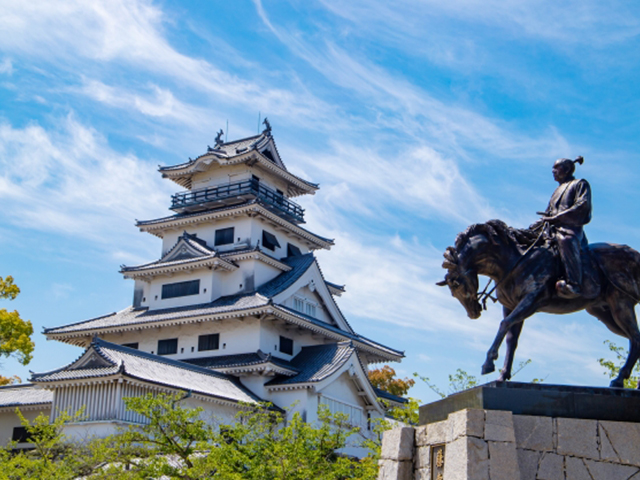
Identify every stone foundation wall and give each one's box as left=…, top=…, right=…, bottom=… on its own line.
left=378, top=409, right=640, bottom=480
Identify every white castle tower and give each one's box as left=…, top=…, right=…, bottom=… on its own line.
left=0, top=122, right=405, bottom=451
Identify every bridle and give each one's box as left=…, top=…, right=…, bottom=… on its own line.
left=475, top=225, right=547, bottom=310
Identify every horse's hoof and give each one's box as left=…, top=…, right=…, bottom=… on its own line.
left=497, top=373, right=510, bottom=382
left=482, top=362, right=495, bottom=375
left=609, top=379, right=624, bottom=389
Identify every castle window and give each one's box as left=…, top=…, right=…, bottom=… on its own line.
left=262, top=230, right=280, bottom=251
left=215, top=227, right=234, bottom=246
left=161, top=280, right=200, bottom=299
left=306, top=304, right=316, bottom=317
left=12, top=427, right=29, bottom=443
left=279, top=336, right=293, bottom=355
left=122, top=342, right=139, bottom=350
left=198, top=333, right=220, bottom=352
left=157, top=338, right=178, bottom=355
left=287, top=243, right=302, bottom=257
left=293, top=297, right=304, bottom=312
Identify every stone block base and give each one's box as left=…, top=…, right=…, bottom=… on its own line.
left=378, top=409, right=640, bottom=480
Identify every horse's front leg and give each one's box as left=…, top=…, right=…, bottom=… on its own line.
left=482, top=294, right=539, bottom=375
left=498, top=307, right=524, bottom=382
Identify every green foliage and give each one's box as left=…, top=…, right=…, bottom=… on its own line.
left=207, top=404, right=377, bottom=480
left=0, top=393, right=378, bottom=479
left=0, top=276, right=35, bottom=373
left=598, top=340, right=640, bottom=388
left=0, top=409, right=92, bottom=480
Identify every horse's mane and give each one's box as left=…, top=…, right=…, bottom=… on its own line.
left=455, top=219, right=539, bottom=253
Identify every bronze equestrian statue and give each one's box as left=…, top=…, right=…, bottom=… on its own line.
left=438, top=157, right=640, bottom=388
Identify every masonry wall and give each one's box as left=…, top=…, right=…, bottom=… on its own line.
left=378, top=409, right=640, bottom=480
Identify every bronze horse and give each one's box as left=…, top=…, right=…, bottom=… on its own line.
left=437, top=219, right=640, bottom=388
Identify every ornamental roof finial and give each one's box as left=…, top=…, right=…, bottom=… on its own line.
left=262, top=117, right=272, bottom=135
left=214, top=129, right=224, bottom=147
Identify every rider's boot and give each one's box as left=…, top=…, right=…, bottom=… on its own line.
left=556, top=279, right=581, bottom=299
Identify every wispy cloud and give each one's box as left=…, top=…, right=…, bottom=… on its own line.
left=0, top=58, right=13, bottom=75
left=0, top=114, right=171, bottom=254
left=0, top=0, right=338, bottom=131
left=76, top=79, right=209, bottom=126
left=252, top=0, right=571, bottom=164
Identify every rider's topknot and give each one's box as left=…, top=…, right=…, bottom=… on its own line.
left=557, top=156, right=584, bottom=175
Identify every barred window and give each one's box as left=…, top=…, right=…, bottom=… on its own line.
left=293, top=297, right=304, bottom=312
left=161, top=280, right=200, bottom=299
left=157, top=338, right=178, bottom=355
left=12, top=427, right=29, bottom=443
left=215, top=227, right=234, bottom=246
left=279, top=336, right=293, bottom=355
left=198, top=333, right=220, bottom=352
left=287, top=243, right=302, bottom=257
left=262, top=230, right=281, bottom=251
left=306, top=303, right=316, bottom=317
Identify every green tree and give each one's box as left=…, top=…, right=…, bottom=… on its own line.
left=0, top=409, right=93, bottom=480
left=598, top=340, right=640, bottom=388
left=0, top=276, right=35, bottom=385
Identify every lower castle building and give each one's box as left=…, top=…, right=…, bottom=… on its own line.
left=0, top=124, right=405, bottom=455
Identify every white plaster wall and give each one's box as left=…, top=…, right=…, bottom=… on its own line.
left=143, top=270, right=216, bottom=310
left=63, top=398, right=240, bottom=442
left=161, top=217, right=253, bottom=255
left=258, top=318, right=325, bottom=359
left=266, top=389, right=310, bottom=421
left=101, top=317, right=261, bottom=359
left=320, top=372, right=367, bottom=408
left=190, top=163, right=298, bottom=201
left=284, top=286, right=332, bottom=324
left=0, top=407, right=51, bottom=448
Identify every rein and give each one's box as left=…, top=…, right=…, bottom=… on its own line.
left=476, top=225, right=547, bottom=310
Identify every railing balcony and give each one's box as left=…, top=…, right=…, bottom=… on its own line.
left=170, top=179, right=305, bottom=223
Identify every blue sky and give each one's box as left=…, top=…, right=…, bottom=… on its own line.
left=1, top=0, right=640, bottom=403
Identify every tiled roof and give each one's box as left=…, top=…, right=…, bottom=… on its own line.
left=183, top=351, right=297, bottom=373
left=31, top=339, right=267, bottom=406
left=266, top=342, right=355, bottom=386
left=159, top=134, right=264, bottom=172
left=373, top=387, right=409, bottom=405
left=121, top=232, right=235, bottom=274
left=135, top=201, right=334, bottom=246
left=44, top=254, right=403, bottom=361
left=158, top=133, right=317, bottom=190
left=136, top=199, right=261, bottom=226
left=0, top=384, right=53, bottom=408
left=275, top=305, right=404, bottom=359
left=45, top=255, right=316, bottom=335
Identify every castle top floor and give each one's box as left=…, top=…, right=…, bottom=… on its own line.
left=159, top=121, right=318, bottom=205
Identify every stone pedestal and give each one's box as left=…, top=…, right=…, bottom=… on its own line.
left=378, top=382, right=640, bottom=480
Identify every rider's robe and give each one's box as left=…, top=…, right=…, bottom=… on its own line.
left=545, top=177, right=592, bottom=287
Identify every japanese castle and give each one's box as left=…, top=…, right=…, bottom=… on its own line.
left=0, top=122, right=404, bottom=453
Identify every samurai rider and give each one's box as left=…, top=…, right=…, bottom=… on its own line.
left=530, top=157, right=591, bottom=299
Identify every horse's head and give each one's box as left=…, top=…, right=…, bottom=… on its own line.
left=436, top=246, right=482, bottom=319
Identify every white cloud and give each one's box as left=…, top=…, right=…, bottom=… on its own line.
left=50, top=283, right=74, bottom=299
left=317, top=0, right=640, bottom=48
left=0, top=0, right=336, bottom=130
left=0, top=58, right=13, bottom=75
left=76, top=79, right=208, bottom=125
left=297, top=142, right=494, bottom=226
left=0, top=115, right=172, bottom=255
left=252, top=1, right=571, bottom=163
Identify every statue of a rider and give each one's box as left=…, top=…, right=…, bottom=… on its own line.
left=530, top=157, right=591, bottom=299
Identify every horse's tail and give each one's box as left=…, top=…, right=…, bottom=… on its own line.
left=591, top=243, right=640, bottom=304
